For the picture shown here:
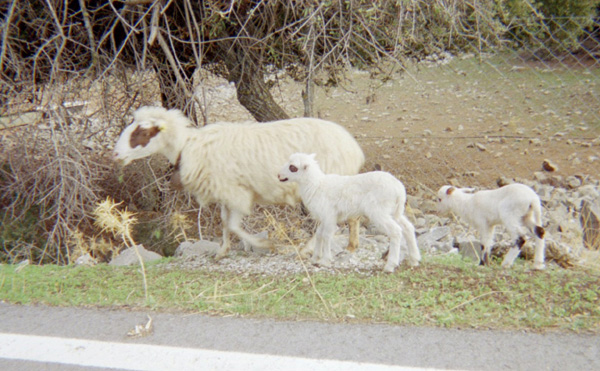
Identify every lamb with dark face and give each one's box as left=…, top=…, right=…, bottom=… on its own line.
left=113, top=106, right=365, bottom=260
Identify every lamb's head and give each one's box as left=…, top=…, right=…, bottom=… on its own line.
left=113, top=106, right=188, bottom=165
left=436, top=185, right=457, bottom=214
left=278, top=153, right=318, bottom=183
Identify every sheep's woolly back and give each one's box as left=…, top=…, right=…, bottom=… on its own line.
left=179, top=118, right=363, bottom=213
left=114, top=107, right=364, bottom=215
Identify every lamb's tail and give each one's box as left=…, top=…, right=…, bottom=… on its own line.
left=525, top=201, right=545, bottom=239
left=393, top=195, right=405, bottom=222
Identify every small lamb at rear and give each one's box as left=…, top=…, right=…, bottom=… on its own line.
left=437, top=183, right=546, bottom=270
left=278, top=153, right=421, bottom=273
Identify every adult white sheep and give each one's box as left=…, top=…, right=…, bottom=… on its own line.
left=437, top=184, right=546, bottom=270
left=112, top=106, right=365, bottom=259
left=278, top=153, right=421, bottom=273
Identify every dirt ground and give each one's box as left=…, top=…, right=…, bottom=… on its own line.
left=201, top=56, right=600, bottom=199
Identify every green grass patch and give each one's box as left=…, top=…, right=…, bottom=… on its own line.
left=1, top=254, right=599, bottom=333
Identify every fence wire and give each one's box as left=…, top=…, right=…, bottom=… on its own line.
left=0, top=13, right=599, bottom=263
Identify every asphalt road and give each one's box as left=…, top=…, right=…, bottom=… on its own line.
left=0, top=303, right=598, bottom=370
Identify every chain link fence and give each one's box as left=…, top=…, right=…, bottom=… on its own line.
left=1, top=12, right=599, bottom=263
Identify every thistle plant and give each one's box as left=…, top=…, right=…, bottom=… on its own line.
left=168, top=211, right=194, bottom=243
left=93, top=197, right=148, bottom=301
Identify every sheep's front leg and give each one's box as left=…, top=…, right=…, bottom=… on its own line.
left=216, top=206, right=273, bottom=260
left=215, top=206, right=232, bottom=260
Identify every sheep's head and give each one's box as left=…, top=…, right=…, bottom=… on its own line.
left=277, top=153, right=317, bottom=183
left=113, top=106, right=182, bottom=166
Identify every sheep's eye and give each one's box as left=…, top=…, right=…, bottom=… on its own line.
left=289, top=165, right=298, bottom=173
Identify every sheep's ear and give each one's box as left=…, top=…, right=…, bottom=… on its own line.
left=446, top=187, right=455, bottom=195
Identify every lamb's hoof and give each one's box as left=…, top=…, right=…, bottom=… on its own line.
left=381, top=249, right=389, bottom=260
left=407, top=259, right=420, bottom=267
left=345, top=243, right=358, bottom=253
left=533, top=262, right=546, bottom=270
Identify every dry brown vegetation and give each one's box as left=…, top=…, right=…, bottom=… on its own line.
left=1, top=1, right=599, bottom=264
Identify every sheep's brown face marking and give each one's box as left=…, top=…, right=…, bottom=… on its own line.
left=129, top=125, right=160, bottom=148
left=446, top=187, right=455, bottom=195
left=289, top=165, right=298, bottom=173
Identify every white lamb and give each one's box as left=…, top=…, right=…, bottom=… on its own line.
left=437, top=184, right=546, bottom=270
left=112, top=106, right=364, bottom=259
left=278, top=153, right=421, bottom=273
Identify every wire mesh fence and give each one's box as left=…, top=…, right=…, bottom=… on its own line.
left=1, top=9, right=599, bottom=263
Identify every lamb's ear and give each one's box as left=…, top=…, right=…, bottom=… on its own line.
left=446, top=186, right=455, bottom=195
left=309, top=153, right=317, bottom=161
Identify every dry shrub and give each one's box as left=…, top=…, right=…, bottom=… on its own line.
left=1, top=122, right=106, bottom=263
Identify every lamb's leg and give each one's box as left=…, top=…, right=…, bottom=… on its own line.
left=216, top=206, right=273, bottom=260
left=397, top=215, right=420, bottom=267
left=479, top=227, right=495, bottom=266
left=346, top=217, right=360, bottom=252
left=501, top=226, right=526, bottom=268
left=314, top=222, right=335, bottom=267
left=502, top=223, right=533, bottom=269
left=371, top=215, right=403, bottom=273
left=311, top=225, right=324, bottom=263
left=532, top=226, right=546, bottom=270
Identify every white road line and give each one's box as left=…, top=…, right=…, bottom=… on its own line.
left=0, top=333, right=438, bottom=371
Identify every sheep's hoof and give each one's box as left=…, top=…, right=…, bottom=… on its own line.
left=533, top=262, right=546, bottom=270
left=315, top=259, right=332, bottom=268
left=383, top=264, right=396, bottom=273
left=298, top=250, right=312, bottom=259
left=214, top=249, right=228, bottom=261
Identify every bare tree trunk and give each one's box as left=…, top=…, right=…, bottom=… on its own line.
left=221, top=45, right=289, bottom=123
